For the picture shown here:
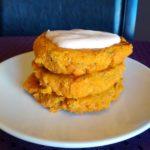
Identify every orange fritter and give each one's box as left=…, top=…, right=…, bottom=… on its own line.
left=23, top=74, right=123, bottom=113
left=33, top=32, right=132, bottom=76
left=33, top=62, right=125, bottom=98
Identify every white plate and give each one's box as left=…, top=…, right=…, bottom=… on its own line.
left=0, top=52, right=150, bottom=148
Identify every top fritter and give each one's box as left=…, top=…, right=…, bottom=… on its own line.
left=33, top=29, right=133, bottom=76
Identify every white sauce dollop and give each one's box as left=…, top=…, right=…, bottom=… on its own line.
left=45, top=29, right=120, bottom=49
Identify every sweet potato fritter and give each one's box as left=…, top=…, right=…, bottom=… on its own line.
left=23, top=74, right=123, bottom=113
left=33, top=62, right=125, bottom=98
left=33, top=32, right=132, bottom=76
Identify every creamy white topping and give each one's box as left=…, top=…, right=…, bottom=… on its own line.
left=45, top=29, right=120, bottom=49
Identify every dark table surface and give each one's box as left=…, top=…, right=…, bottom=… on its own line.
left=0, top=37, right=150, bottom=150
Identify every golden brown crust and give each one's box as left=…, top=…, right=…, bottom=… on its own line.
left=33, top=33, right=132, bottom=76
left=33, top=62, right=125, bottom=98
left=23, top=74, right=123, bottom=113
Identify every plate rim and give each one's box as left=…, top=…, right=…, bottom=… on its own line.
left=0, top=122, right=150, bottom=148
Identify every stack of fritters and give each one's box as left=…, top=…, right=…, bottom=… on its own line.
left=23, top=33, right=133, bottom=113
